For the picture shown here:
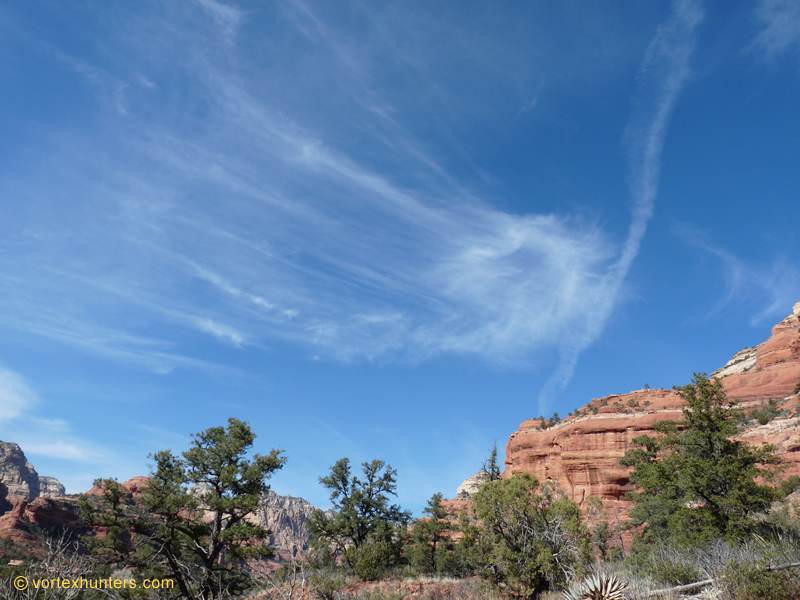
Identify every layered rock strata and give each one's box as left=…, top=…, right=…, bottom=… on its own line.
left=39, top=476, right=66, bottom=498
left=504, top=303, right=800, bottom=516
left=0, top=441, right=67, bottom=507
left=0, top=442, right=41, bottom=502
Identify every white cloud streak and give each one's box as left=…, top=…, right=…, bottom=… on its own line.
left=196, top=0, right=243, bottom=41
left=22, top=441, right=100, bottom=462
left=0, top=367, right=107, bottom=477
left=0, top=2, right=699, bottom=408
left=754, top=0, right=800, bottom=60
left=0, top=366, right=37, bottom=420
left=537, top=0, right=704, bottom=413
left=677, top=229, right=800, bottom=326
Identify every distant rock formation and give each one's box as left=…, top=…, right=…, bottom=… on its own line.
left=0, top=481, right=10, bottom=513
left=84, top=479, right=328, bottom=561
left=456, top=472, right=489, bottom=499
left=250, top=490, right=335, bottom=559
left=0, top=497, right=81, bottom=546
left=0, top=442, right=40, bottom=502
left=0, top=441, right=67, bottom=513
left=39, top=476, right=66, bottom=498
left=85, top=476, right=149, bottom=501
left=503, top=302, right=800, bottom=518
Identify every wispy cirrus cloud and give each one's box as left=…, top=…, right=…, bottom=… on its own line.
left=753, top=0, right=800, bottom=60
left=0, top=366, right=37, bottom=421
left=677, top=227, right=800, bottom=325
left=196, top=0, right=242, bottom=40
left=0, top=3, right=622, bottom=375
left=0, top=1, right=694, bottom=407
left=0, top=366, right=106, bottom=476
left=537, top=0, right=704, bottom=412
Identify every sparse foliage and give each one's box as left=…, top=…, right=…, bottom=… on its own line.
left=748, top=398, right=783, bottom=426
left=0, top=532, right=93, bottom=600
left=483, top=443, right=502, bottom=482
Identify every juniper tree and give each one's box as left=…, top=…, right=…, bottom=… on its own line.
left=405, top=493, right=456, bottom=575
left=621, top=373, right=782, bottom=547
left=140, top=418, right=286, bottom=599
left=308, top=458, right=410, bottom=578
left=471, top=473, right=591, bottom=597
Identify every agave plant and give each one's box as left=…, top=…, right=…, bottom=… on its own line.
left=563, top=573, right=630, bottom=600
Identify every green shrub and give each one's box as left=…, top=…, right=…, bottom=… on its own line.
left=647, top=558, right=703, bottom=586
left=471, top=473, right=591, bottom=596
left=345, top=537, right=394, bottom=581
left=778, top=475, right=800, bottom=498
left=722, top=561, right=800, bottom=600
left=749, top=399, right=782, bottom=426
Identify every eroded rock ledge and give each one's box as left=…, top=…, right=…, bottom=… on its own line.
left=503, top=302, right=800, bottom=516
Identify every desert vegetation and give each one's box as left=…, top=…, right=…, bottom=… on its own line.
left=2, top=375, right=800, bottom=600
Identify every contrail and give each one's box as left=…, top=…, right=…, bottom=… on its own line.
left=538, top=0, right=704, bottom=416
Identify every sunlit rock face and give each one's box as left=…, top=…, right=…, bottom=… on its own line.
left=0, top=441, right=41, bottom=503
left=504, top=303, right=800, bottom=516
left=38, top=476, right=66, bottom=499
left=0, top=442, right=68, bottom=506
left=456, top=471, right=489, bottom=499
left=248, top=490, right=336, bottom=560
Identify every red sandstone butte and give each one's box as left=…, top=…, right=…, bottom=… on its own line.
left=503, top=302, right=800, bottom=518
left=85, top=476, right=149, bottom=501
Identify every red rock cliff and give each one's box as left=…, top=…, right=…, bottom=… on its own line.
left=504, top=303, right=800, bottom=517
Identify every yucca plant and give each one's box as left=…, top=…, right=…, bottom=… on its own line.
left=563, top=573, right=629, bottom=600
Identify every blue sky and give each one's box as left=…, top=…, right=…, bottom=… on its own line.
left=1, top=0, right=799, bottom=515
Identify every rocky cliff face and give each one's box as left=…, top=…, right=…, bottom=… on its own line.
left=0, top=441, right=66, bottom=507
left=503, top=302, right=800, bottom=516
left=0, top=497, right=81, bottom=547
left=0, top=442, right=41, bottom=502
left=249, top=490, right=335, bottom=559
left=39, top=476, right=66, bottom=498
